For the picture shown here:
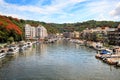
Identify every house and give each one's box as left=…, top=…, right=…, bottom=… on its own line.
left=72, top=31, right=80, bottom=39
left=108, top=24, right=120, bottom=46
left=63, top=32, right=74, bottom=38
left=81, top=27, right=109, bottom=42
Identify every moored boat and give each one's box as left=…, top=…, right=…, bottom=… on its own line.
left=7, top=47, right=19, bottom=55
left=27, top=42, right=32, bottom=47
left=95, top=49, right=112, bottom=59
left=103, top=58, right=119, bottom=65
left=19, top=44, right=26, bottom=52
left=0, top=49, right=7, bottom=59
left=116, top=61, right=120, bottom=67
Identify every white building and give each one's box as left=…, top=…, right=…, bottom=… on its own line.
left=25, top=24, right=36, bottom=39
left=25, top=24, right=31, bottom=39
left=36, top=25, right=48, bottom=39
left=25, top=24, right=48, bottom=40
left=30, top=27, right=36, bottom=39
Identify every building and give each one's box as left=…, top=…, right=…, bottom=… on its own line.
left=63, top=32, right=74, bottom=38
left=36, top=25, right=48, bottom=40
left=72, top=31, right=80, bottom=39
left=25, top=24, right=48, bottom=40
left=108, top=24, right=120, bottom=46
left=25, top=24, right=36, bottom=39
left=25, top=24, right=31, bottom=39
left=30, top=27, right=36, bottom=39
left=25, top=24, right=30, bottom=39
left=81, top=27, right=110, bottom=42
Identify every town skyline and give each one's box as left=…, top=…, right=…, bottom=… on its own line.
left=0, top=0, right=120, bottom=23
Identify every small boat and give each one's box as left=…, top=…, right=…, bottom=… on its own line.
left=19, top=43, right=28, bottom=52
left=104, top=58, right=118, bottom=65
left=0, top=49, right=7, bottom=58
left=19, top=44, right=25, bottom=51
left=7, top=47, right=19, bottom=55
left=116, top=61, right=120, bottom=67
left=27, top=42, right=32, bottom=47
left=95, top=49, right=112, bottom=59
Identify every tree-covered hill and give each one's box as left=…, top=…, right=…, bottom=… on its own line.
left=0, top=14, right=120, bottom=43
left=0, top=15, right=23, bottom=43
left=49, top=20, right=120, bottom=32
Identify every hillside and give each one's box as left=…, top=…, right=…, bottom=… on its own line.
left=0, top=15, right=23, bottom=43
left=0, top=14, right=120, bottom=43
left=49, top=20, right=120, bottom=32
left=0, top=14, right=59, bottom=43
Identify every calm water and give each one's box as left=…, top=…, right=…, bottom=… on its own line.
left=0, top=40, right=120, bottom=80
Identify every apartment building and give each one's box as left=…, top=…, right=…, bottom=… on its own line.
left=36, top=25, right=48, bottom=39
left=25, top=24, right=48, bottom=40
left=108, top=24, right=120, bottom=46
left=25, top=24, right=32, bottom=39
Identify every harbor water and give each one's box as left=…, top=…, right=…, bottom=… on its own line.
left=0, top=40, right=120, bottom=80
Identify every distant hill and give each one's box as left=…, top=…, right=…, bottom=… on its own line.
left=49, top=20, right=120, bottom=32
left=0, top=14, right=120, bottom=43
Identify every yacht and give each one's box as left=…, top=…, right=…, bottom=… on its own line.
left=19, top=44, right=27, bottom=52
left=27, top=42, right=32, bottom=47
left=0, top=49, right=7, bottom=58
left=7, top=46, right=19, bottom=55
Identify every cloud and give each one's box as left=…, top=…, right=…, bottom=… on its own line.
left=0, top=0, right=3, bottom=3
left=110, top=2, right=120, bottom=17
left=0, top=12, right=26, bottom=19
left=0, top=0, right=46, bottom=14
left=0, top=0, right=86, bottom=14
left=109, top=2, right=120, bottom=21
left=0, top=0, right=88, bottom=22
left=0, top=0, right=120, bottom=23
left=84, top=0, right=120, bottom=21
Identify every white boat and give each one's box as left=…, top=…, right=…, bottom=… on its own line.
left=27, top=42, right=32, bottom=47
left=7, top=46, right=19, bottom=55
left=0, top=49, right=6, bottom=58
left=19, top=44, right=27, bottom=52
left=116, top=61, right=120, bottom=67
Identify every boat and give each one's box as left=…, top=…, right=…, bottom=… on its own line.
left=116, top=61, right=120, bottom=67
left=27, top=42, right=32, bottom=47
left=0, top=49, right=7, bottom=58
left=19, top=44, right=26, bottom=52
left=95, top=49, right=112, bottom=59
left=19, top=43, right=28, bottom=52
left=103, top=58, right=118, bottom=65
left=7, top=46, right=19, bottom=55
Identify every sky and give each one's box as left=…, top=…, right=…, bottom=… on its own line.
left=0, top=0, right=120, bottom=23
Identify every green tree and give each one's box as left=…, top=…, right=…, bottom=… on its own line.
left=7, top=37, right=14, bottom=43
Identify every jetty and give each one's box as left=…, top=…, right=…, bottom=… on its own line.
left=95, top=47, right=120, bottom=66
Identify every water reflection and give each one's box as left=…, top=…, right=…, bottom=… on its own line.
left=36, top=43, right=47, bottom=56
left=18, top=47, right=32, bottom=56
left=0, top=41, right=120, bottom=80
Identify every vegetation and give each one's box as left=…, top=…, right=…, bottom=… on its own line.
left=0, top=15, right=22, bottom=43
left=50, top=20, right=120, bottom=32
left=7, top=37, right=14, bottom=44
left=0, top=14, right=120, bottom=43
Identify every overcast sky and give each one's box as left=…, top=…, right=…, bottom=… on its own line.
left=0, top=0, right=120, bottom=23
